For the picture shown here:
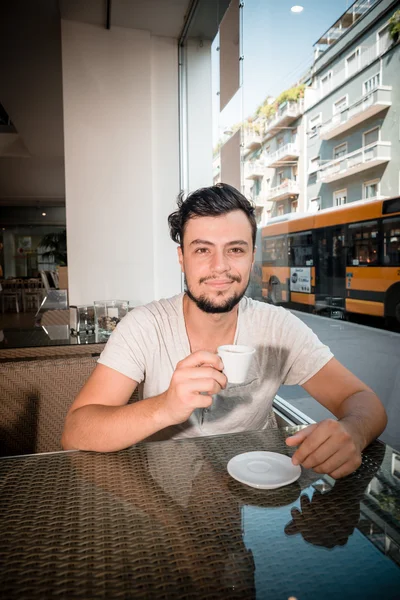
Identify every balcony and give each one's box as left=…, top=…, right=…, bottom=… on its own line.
left=243, top=129, right=262, bottom=152
left=266, top=179, right=300, bottom=202
left=316, top=141, right=391, bottom=184
left=263, top=100, right=304, bottom=140
left=245, top=160, right=265, bottom=179
left=320, top=87, right=392, bottom=140
left=264, top=143, right=300, bottom=168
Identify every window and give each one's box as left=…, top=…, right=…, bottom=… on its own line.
left=309, top=113, right=322, bottom=136
left=346, top=48, right=360, bottom=78
left=383, top=217, right=400, bottom=266
left=320, top=72, right=332, bottom=96
left=277, top=170, right=284, bottom=185
left=333, top=143, right=348, bottom=159
left=363, top=179, right=380, bottom=200
left=348, top=220, right=379, bottom=266
left=363, top=126, right=379, bottom=147
left=288, top=232, right=313, bottom=266
left=334, top=189, right=347, bottom=206
left=364, top=73, right=380, bottom=94
left=277, top=204, right=284, bottom=216
left=333, top=96, right=348, bottom=114
left=378, top=24, right=390, bottom=55
left=263, top=235, right=287, bottom=266
left=291, top=200, right=298, bottom=213
left=277, top=136, right=284, bottom=148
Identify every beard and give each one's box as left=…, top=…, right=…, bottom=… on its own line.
left=184, top=274, right=250, bottom=314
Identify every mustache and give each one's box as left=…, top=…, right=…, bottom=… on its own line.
left=199, top=274, right=242, bottom=284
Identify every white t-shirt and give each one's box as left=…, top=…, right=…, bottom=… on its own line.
left=98, top=294, right=333, bottom=440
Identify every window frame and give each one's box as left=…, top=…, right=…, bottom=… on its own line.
left=288, top=230, right=314, bottom=267
left=309, top=112, right=322, bottom=137
left=382, top=216, right=400, bottom=267
left=333, top=188, right=347, bottom=207
left=376, top=22, right=390, bottom=56
left=333, top=142, right=348, bottom=160
left=363, top=125, right=380, bottom=148
left=320, top=71, right=333, bottom=97
left=333, top=94, right=349, bottom=115
left=363, top=178, right=380, bottom=200
left=345, top=46, right=361, bottom=79
left=347, top=219, right=380, bottom=267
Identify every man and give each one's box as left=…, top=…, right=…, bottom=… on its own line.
left=62, top=184, right=387, bottom=478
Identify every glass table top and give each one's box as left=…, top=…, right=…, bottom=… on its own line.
left=0, top=427, right=399, bottom=599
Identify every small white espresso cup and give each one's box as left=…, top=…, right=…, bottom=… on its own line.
left=217, top=344, right=256, bottom=384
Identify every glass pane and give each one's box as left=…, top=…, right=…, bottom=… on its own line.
left=348, top=221, right=379, bottom=265
left=383, top=218, right=400, bottom=266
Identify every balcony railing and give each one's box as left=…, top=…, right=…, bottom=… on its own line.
left=263, top=100, right=304, bottom=139
left=264, top=143, right=300, bottom=168
left=320, top=86, right=392, bottom=140
left=244, top=130, right=262, bottom=151
left=316, top=141, right=391, bottom=183
left=245, top=160, right=265, bottom=179
left=266, top=179, right=300, bottom=202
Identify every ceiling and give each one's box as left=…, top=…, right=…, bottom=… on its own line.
left=59, top=0, right=192, bottom=38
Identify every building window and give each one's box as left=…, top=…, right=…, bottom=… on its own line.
left=277, top=170, right=284, bottom=185
left=333, top=143, right=348, bottom=159
left=363, top=179, right=380, bottom=200
left=377, top=24, right=390, bottom=56
left=334, top=189, right=347, bottom=206
left=346, top=47, right=360, bottom=79
left=333, top=96, right=348, bottom=114
left=320, top=72, right=332, bottom=97
left=364, top=73, right=380, bottom=94
left=277, top=136, right=284, bottom=149
left=309, top=113, right=322, bottom=137
left=277, top=204, right=284, bottom=216
left=363, top=126, right=379, bottom=147
left=291, top=200, right=298, bottom=213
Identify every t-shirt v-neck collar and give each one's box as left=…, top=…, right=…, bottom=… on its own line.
left=176, top=293, right=242, bottom=357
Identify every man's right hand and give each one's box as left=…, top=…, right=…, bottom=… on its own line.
left=159, top=351, right=227, bottom=425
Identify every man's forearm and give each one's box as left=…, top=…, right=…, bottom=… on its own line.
left=61, top=394, right=172, bottom=452
left=337, top=390, right=387, bottom=450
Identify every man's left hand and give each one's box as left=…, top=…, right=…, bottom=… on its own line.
left=285, top=419, right=363, bottom=479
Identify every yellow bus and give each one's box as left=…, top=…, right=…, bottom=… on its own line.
left=256, top=196, right=400, bottom=324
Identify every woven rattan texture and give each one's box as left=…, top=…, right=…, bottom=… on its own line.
left=0, top=343, right=105, bottom=360
left=0, top=355, right=139, bottom=456
left=1, top=429, right=398, bottom=599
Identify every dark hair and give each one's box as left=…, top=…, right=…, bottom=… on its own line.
left=168, top=183, right=257, bottom=249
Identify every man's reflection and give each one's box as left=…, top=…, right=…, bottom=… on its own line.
left=284, top=441, right=386, bottom=549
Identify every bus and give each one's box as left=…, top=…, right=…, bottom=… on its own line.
left=255, top=196, right=400, bottom=324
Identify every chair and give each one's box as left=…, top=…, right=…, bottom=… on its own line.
left=0, top=279, right=21, bottom=313
left=22, top=279, right=44, bottom=312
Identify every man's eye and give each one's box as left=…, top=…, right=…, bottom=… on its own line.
left=195, top=248, right=209, bottom=254
left=229, top=247, right=245, bottom=253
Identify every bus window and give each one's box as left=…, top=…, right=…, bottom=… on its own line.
left=383, top=217, right=400, bottom=266
left=262, top=236, right=287, bottom=266
left=288, top=232, right=313, bottom=267
left=348, top=221, right=379, bottom=266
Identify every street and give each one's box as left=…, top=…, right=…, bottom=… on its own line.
left=278, top=311, right=400, bottom=452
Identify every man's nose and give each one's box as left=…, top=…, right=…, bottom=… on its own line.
left=210, top=249, right=230, bottom=273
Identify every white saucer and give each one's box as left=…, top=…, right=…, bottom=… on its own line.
left=227, top=451, right=301, bottom=489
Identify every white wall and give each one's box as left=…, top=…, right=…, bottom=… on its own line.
left=61, top=20, right=181, bottom=306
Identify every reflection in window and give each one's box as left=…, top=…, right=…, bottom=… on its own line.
left=288, top=232, right=313, bottom=266
left=348, top=221, right=379, bottom=265
left=263, top=236, right=286, bottom=266
left=383, top=217, right=400, bottom=266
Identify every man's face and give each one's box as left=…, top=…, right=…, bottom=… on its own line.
left=178, top=210, right=255, bottom=314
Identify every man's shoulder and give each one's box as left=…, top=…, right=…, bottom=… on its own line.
left=127, top=293, right=183, bottom=324
left=241, top=296, right=289, bottom=323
